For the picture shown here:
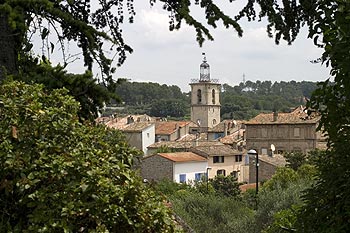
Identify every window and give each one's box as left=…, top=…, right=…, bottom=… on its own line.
left=197, top=89, right=202, bottom=103
left=147, top=133, right=150, bottom=138
left=212, top=89, right=215, bottom=104
left=261, top=148, right=268, bottom=155
left=179, top=174, right=186, bottom=183
left=217, top=169, right=226, bottom=176
left=262, top=128, right=267, bottom=138
left=232, top=171, right=238, bottom=178
left=235, top=154, right=242, bottom=162
left=195, top=173, right=206, bottom=181
left=212, top=119, right=217, bottom=125
left=294, top=127, right=300, bottom=137
left=213, top=156, right=224, bottom=163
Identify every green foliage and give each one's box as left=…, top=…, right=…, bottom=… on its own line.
left=170, top=192, right=254, bottom=233
left=237, top=1, right=350, bottom=230
left=263, top=205, right=300, bottom=233
left=221, top=80, right=317, bottom=120
left=152, top=178, right=191, bottom=196
left=284, top=151, right=308, bottom=171
left=0, top=81, right=176, bottom=232
left=210, top=175, right=241, bottom=198
left=254, top=177, right=313, bottom=233
left=262, top=167, right=300, bottom=192
left=150, top=99, right=188, bottom=118
left=14, top=62, right=118, bottom=121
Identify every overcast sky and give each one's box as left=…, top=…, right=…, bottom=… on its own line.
left=63, top=1, right=330, bottom=93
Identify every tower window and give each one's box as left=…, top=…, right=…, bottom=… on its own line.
left=197, top=89, right=202, bottom=103
left=212, top=89, right=215, bottom=104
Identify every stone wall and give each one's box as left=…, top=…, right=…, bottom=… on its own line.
left=249, top=158, right=278, bottom=183
left=141, top=155, right=173, bottom=182
left=246, top=123, right=320, bottom=154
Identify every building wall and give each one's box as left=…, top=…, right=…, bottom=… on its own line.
left=124, top=132, right=142, bottom=153
left=207, top=155, right=243, bottom=180
left=174, top=161, right=208, bottom=183
left=141, top=156, right=173, bottom=182
left=248, top=159, right=277, bottom=183
left=141, top=124, right=155, bottom=155
left=246, top=123, right=319, bottom=154
left=190, top=82, right=221, bottom=129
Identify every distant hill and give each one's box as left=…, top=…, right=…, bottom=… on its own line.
left=105, top=79, right=318, bottom=120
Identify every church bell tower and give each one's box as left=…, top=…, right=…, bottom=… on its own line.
left=190, top=54, right=221, bottom=131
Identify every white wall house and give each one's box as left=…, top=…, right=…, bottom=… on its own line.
left=141, top=152, right=208, bottom=183
left=123, top=122, right=155, bottom=155
left=174, top=160, right=208, bottom=183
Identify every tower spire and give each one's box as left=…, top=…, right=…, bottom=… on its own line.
left=200, top=52, right=210, bottom=81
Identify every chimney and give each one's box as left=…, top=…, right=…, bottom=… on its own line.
left=273, top=111, right=278, bottom=122
left=224, top=122, right=227, bottom=136
left=127, top=116, right=134, bottom=124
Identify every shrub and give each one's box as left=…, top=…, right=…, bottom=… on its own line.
left=0, top=81, right=176, bottom=232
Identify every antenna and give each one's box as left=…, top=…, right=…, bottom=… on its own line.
left=243, top=73, right=246, bottom=84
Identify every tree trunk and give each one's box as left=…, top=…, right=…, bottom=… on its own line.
left=0, top=12, right=18, bottom=81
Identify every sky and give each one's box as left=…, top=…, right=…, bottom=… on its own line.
left=61, top=1, right=330, bottom=93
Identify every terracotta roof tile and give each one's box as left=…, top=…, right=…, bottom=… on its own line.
left=147, top=140, right=223, bottom=149
left=155, top=152, right=207, bottom=162
left=208, top=120, right=242, bottom=132
left=191, top=145, right=241, bottom=156
left=97, top=114, right=154, bottom=130
left=155, top=121, right=190, bottom=135
left=122, top=122, right=154, bottom=132
left=246, top=106, right=320, bottom=125
left=258, top=154, right=287, bottom=167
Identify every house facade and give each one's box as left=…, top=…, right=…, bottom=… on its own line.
left=141, top=152, right=208, bottom=183
left=122, top=122, right=155, bottom=155
left=190, top=144, right=245, bottom=182
left=245, top=106, right=326, bottom=155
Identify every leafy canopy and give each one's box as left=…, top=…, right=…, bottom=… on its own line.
left=0, top=81, right=176, bottom=232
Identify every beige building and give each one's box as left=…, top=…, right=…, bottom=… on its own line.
left=190, top=144, right=245, bottom=182
left=190, top=55, right=221, bottom=131
left=245, top=106, right=326, bottom=155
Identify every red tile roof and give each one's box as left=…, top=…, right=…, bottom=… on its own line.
left=155, top=121, right=190, bottom=135
left=122, top=122, right=154, bottom=132
left=157, top=152, right=207, bottom=162
left=246, top=106, right=320, bottom=125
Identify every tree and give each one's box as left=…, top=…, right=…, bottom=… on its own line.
left=210, top=175, right=241, bottom=198
left=149, top=99, right=188, bottom=118
left=0, top=0, right=242, bottom=120
left=0, top=81, right=176, bottom=232
left=284, top=151, right=308, bottom=171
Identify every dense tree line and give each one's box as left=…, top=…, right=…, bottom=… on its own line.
left=111, top=80, right=318, bottom=120
left=220, top=80, right=318, bottom=120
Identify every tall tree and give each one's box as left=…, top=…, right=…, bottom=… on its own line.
left=0, top=0, right=243, bottom=81
left=0, top=0, right=244, bottom=120
left=235, top=1, right=350, bottom=231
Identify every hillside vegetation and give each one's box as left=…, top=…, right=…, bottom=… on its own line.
left=109, top=80, right=318, bottom=120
